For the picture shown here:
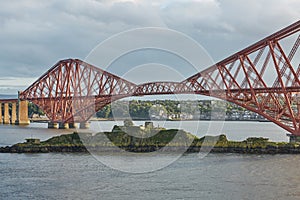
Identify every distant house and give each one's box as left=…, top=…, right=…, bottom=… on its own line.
left=145, top=122, right=154, bottom=129
left=112, top=121, right=163, bottom=133
left=25, top=138, right=40, bottom=144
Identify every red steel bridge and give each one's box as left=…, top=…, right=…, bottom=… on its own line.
left=2, top=20, right=300, bottom=134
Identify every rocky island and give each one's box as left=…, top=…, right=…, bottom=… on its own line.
left=1, top=121, right=300, bottom=154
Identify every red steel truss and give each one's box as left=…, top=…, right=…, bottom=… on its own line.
left=19, top=20, right=300, bottom=135
left=19, top=59, right=136, bottom=123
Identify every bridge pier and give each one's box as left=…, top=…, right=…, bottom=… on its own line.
left=69, top=123, right=79, bottom=129
left=48, top=122, right=59, bottom=129
left=0, top=103, right=2, bottom=124
left=3, top=103, right=10, bottom=124
left=0, top=102, right=21, bottom=125
left=59, top=122, right=69, bottom=129
left=16, top=100, right=30, bottom=125
left=11, top=103, right=17, bottom=124
left=48, top=122, right=80, bottom=129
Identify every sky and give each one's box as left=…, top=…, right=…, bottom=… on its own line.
left=0, top=0, right=299, bottom=94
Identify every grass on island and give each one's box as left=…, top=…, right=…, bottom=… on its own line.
left=12, top=126, right=295, bottom=150
left=3, top=121, right=299, bottom=154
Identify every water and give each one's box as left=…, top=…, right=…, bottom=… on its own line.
left=0, top=121, right=297, bottom=199
left=1, top=153, right=300, bottom=200
left=0, top=123, right=72, bottom=147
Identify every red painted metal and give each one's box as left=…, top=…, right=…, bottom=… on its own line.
left=19, top=59, right=136, bottom=123
left=16, top=20, right=300, bottom=135
left=179, top=20, right=300, bottom=135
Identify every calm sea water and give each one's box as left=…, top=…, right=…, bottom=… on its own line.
left=0, top=121, right=298, bottom=200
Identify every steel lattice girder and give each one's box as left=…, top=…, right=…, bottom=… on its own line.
left=19, top=20, right=300, bottom=135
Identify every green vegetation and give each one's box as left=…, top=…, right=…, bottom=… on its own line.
left=1, top=119, right=298, bottom=154
left=27, top=99, right=261, bottom=121
left=95, top=100, right=217, bottom=119
left=43, top=133, right=83, bottom=146
left=28, top=102, right=44, bottom=117
left=103, top=126, right=196, bottom=148
left=93, top=100, right=261, bottom=120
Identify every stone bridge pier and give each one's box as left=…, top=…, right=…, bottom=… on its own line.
left=48, top=122, right=90, bottom=129
left=0, top=100, right=30, bottom=125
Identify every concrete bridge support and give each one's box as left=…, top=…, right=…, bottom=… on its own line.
left=0, top=102, right=18, bottom=125
left=11, top=103, right=17, bottom=124
left=3, top=103, right=10, bottom=124
left=69, top=123, right=79, bottom=129
left=0, top=100, right=29, bottom=126
left=16, top=100, right=30, bottom=125
left=59, top=122, right=69, bottom=129
left=0, top=104, right=2, bottom=124
left=48, top=122, right=86, bottom=129
left=48, top=122, right=59, bottom=129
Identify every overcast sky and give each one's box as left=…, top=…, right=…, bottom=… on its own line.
left=0, top=0, right=299, bottom=94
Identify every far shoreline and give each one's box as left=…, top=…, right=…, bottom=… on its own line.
left=30, top=117, right=271, bottom=123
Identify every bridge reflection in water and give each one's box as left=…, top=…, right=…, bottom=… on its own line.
left=1, top=20, right=300, bottom=137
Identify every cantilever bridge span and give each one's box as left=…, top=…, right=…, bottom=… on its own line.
left=2, top=20, right=300, bottom=135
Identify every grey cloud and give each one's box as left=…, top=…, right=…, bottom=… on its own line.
left=159, top=0, right=300, bottom=60
left=0, top=0, right=299, bottom=88
left=0, top=0, right=167, bottom=78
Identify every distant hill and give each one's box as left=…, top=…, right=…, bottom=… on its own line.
left=0, top=94, right=18, bottom=99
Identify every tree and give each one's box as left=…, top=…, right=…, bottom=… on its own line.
left=28, top=102, right=44, bottom=117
